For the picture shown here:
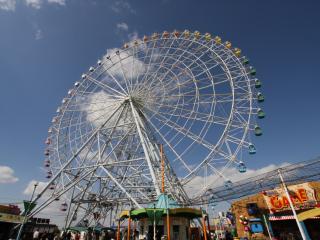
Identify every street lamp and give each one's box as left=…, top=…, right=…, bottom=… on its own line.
left=16, top=182, right=39, bottom=240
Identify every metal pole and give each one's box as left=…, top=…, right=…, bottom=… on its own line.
left=262, top=214, right=272, bottom=240
left=127, top=214, right=131, bottom=240
left=278, top=170, right=307, bottom=240
left=153, top=204, right=156, bottom=240
left=16, top=182, right=38, bottom=240
left=117, top=219, right=121, bottom=240
left=202, top=215, right=208, bottom=240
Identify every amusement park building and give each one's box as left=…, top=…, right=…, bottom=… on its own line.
left=0, top=204, right=58, bottom=240
left=231, top=181, right=320, bottom=239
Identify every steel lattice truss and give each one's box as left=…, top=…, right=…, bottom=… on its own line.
left=198, top=156, right=320, bottom=205
left=30, top=30, right=264, bottom=227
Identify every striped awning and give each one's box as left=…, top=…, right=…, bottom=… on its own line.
left=269, top=215, right=320, bottom=221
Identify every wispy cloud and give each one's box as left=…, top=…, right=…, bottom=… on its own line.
left=0, top=0, right=16, bottom=11
left=127, top=31, right=139, bottom=41
left=0, top=0, right=68, bottom=11
left=116, top=22, right=129, bottom=32
left=23, top=180, right=47, bottom=195
left=0, top=166, right=19, bottom=183
left=111, top=0, right=136, bottom=14
left=47, top=0, right=65, bottom=5
left=35, top=28, right=43, bottom=40
left=25, top=0, right=42, bottom=9
left=185, top=162, right=290, bottom=198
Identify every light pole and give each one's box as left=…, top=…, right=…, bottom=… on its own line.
left=16, top=182, right=38, bottom=240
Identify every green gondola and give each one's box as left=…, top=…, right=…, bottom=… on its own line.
left=242, top=57, right=249, bottom=65
left=257, top=92, right=265, bottom=102
left=249, top=67, right=256, bottom=76
left=254, top=125, right=263, bottom=136
left=257, top=108, right=266, bottom=119
left=255, top=79, right=262, bottom=88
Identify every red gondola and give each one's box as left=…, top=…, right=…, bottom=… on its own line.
left=44, top=160, right=50, bottom=168
left=44, top=149, right=50, bottom=156
left=46, top=171, right=52, bottom=179
left=60, top=202, right=68, bottom=212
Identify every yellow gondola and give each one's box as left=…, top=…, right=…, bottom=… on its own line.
left=194, top=31, right=200, bottom=39
left=214, top=36, right=222, bottom=44
left=183, top=30, right=190, bottom=38
left=152, top=33, right=158, bottom=40
left=234, top=48, right=241, bottom=57
left=205, top=33, right=211, bottom=41
left=225, top=41, right=232, bottom=49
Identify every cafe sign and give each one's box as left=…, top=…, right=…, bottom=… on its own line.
left=263, top=183, right=317, bottom=212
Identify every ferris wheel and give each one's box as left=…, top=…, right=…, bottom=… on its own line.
left=31, top=30, right=265, bottom=226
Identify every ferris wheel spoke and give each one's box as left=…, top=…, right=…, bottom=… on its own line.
left=86, top=75, right=127, bottom=97
left=144, top=41, right=201, bottom=90
left=143, top=105, right=218, bottom=152
left=141, top=111, right=192, bottom=173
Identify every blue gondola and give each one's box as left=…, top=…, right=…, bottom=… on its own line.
left=238, top=161, right=247, bottom=173
left=248, top=144, right=256, bottom=154
left=225, top=180, right=233, bottom=189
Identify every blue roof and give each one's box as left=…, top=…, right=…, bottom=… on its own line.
left=148, top=194, right=180, bottom=209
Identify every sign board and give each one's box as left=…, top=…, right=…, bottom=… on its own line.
left=263, top=183, right=317, bottom=212
left=0, top=212, right=24, bottom=224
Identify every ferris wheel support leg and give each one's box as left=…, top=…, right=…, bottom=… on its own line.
left=129, top=100, right=161, bottom=196
left=33, top=104, right=124, bottom=203
left=28, top=167, right=96, bottom=218
left=100, top=166, right=142, bottom=208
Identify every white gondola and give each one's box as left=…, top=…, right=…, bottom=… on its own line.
left=48, top=128, right=52, bottom=134
left=62, top=98, right=67, bottom=104
left=56, top=107, right=61, bottom=113
left=89, top=67, right=94, bottom=72
left=75, top=81, right=80, bottom=87
left=97, top=60, right=102, bottom=65
left=67, top=89, right=73, bottom=95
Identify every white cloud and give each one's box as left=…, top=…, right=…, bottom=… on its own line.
left=35, top=29, right=43, bottom=40
left=116, top=22, right=129, bottom=32
left=47, top=0, right=65, bottom=5
left=0, top=0, right=15, bottom=11
left=0, top=166, right=19, bottom=183
left=111, top=0, right=136, bottom=14
left=23, top=180, right=48, bottom=195
left=127, top=31, right=139, bottom=41
left=185, top=162, right=290, bottom=198
left=25, top=0, right=42, bottom=9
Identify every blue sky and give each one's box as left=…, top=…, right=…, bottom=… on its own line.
left=0, top=0, right=320, bottom=205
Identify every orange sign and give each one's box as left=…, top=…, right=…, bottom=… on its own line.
left=263, top=183, right=317, bottom=212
